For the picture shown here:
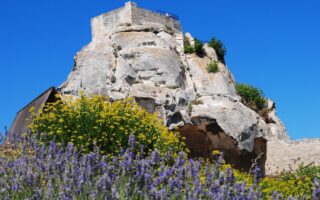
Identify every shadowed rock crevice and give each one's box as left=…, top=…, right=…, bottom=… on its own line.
left=134, top=97, right=156, bottom=114
left=179, top=117, right=266, bottom=174
left=166, top=112, right=184, bottom=127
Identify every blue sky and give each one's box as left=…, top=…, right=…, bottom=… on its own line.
left=0, top=0, right=319, bottom=140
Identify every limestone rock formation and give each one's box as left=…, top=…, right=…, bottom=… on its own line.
left=58, top=2, right=318, bottom=174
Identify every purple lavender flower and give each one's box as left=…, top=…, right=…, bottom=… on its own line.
left=313, top=178, right=320, bottom=200
left=253, top=165, right=261, bottom=184
left=128, top=134, right=136, bottom=149
left=151, top=149, right=161, bottom=165
left=1, top=132, right=313, bottom=199
left=216, top=152, right=224, bottom=166
left=175, top=151, right=186, bottom=168
left=11, top=183, right=19, bottom=192
left=225, top=167, right=235, bottom=185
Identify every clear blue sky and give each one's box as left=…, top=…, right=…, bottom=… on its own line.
left=0, top=0, right=319, bottom=140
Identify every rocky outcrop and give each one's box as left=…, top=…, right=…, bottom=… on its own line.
left=58, top=2, right=318, bottom=174
left=179, top=117, right=267, bottom=174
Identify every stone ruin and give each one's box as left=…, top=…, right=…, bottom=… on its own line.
left=8, top=1, right=320, bottom=175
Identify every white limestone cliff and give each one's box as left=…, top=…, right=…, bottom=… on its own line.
left=58, top=2, right=318, bottom=174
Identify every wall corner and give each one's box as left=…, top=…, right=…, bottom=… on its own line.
left=125, top=1, right=137, bottom=8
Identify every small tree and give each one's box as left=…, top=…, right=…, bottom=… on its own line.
left=208, top=37, right=227, bottom=63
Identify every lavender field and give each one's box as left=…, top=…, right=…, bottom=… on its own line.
left=0, top=133, right=319, bottom=200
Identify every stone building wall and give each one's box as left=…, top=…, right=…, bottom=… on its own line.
left=91, top=2, right=181, bottom=42
left=131, top=6, right=181, bottom=32
left=266, top=139, right=320, bottom=175
left=91, top=6, right=128, bottom=41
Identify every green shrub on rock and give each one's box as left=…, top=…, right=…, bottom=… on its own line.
left=29, top=94, right=185, bottom=155
left=236, top=83, right=267, bottom=111
left=207, top=61, right=219, bottom=73
left=184, top=37, right=204, bottom=56
left=194, top=38, right=204, bottom=56
left=184, top=37, right=194, bottom=54
left=208, top=37, right=227, bottom=63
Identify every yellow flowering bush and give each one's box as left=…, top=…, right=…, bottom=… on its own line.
left=259, top=176, right=313, bottom=199
left=0, top=144, right=23, bottom=161
left=29, top=94, right=185, bottom=155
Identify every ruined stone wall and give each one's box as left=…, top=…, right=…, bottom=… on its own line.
left=266, top=139, right=320, bottom=175
left=131, top=6, right=181, bottom=33
left=91, top=2, right=181, bottom=41
left=91, top=6, right=129, bottom=41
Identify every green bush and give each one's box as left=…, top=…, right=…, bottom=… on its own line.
left=207, top=61, right=219, bottom=73
left=208, top=37, right=227, bottom=63
left=282, top=164, right=320, bottom=182
left=184, top=37, right=194, bottom=54
left=260, top=176, right=314, bottom=199
left=184, top=37, right=204, bottom=56
left=29, top=94, right=185, bottom=155
left=235, top=83, right=267, bottom=111
left=184, top=45, right=194, bottom=54
left=259, top=164, right=320, bottom=199
left=194, top=38, right=204, bottom=56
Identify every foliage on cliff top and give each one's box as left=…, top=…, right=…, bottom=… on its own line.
left=208, top=37, right=227, bottom=63
left=194, top=38, right=205, bottom=56
left=236, top=83, right=267, bottom=111
left=184, top=37, right=204, bottom=57
left=28, top=94, right=185, bottom=155
left=184, top=37, right=194, bottom=54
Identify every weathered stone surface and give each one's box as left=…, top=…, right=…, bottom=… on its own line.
left=266, top=139, right=320, bottom=175
left=264, top=100, right=290, bottom=141
left=58, top=2, right=319, bottom=174
left=179, top=117, right=267, bottom=174
left=185, top=54, right=237, bottom=96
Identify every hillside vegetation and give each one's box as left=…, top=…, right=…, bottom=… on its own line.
left=0, top=95, right=319, bottom=199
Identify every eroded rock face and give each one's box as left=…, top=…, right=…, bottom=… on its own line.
left=264, top=100, right=290, bottom=141
left=179, top=117, right=267, bottom=174
left=59, top=2, right=295, bottom=174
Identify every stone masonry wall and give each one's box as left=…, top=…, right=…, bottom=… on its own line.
left=91, top=7, right=129, bottom=41
left=91, top=2, right=181, bottom=42
left=266, top=139, right=320, bottom=175
left=131, top=6, right=181, bottom=33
